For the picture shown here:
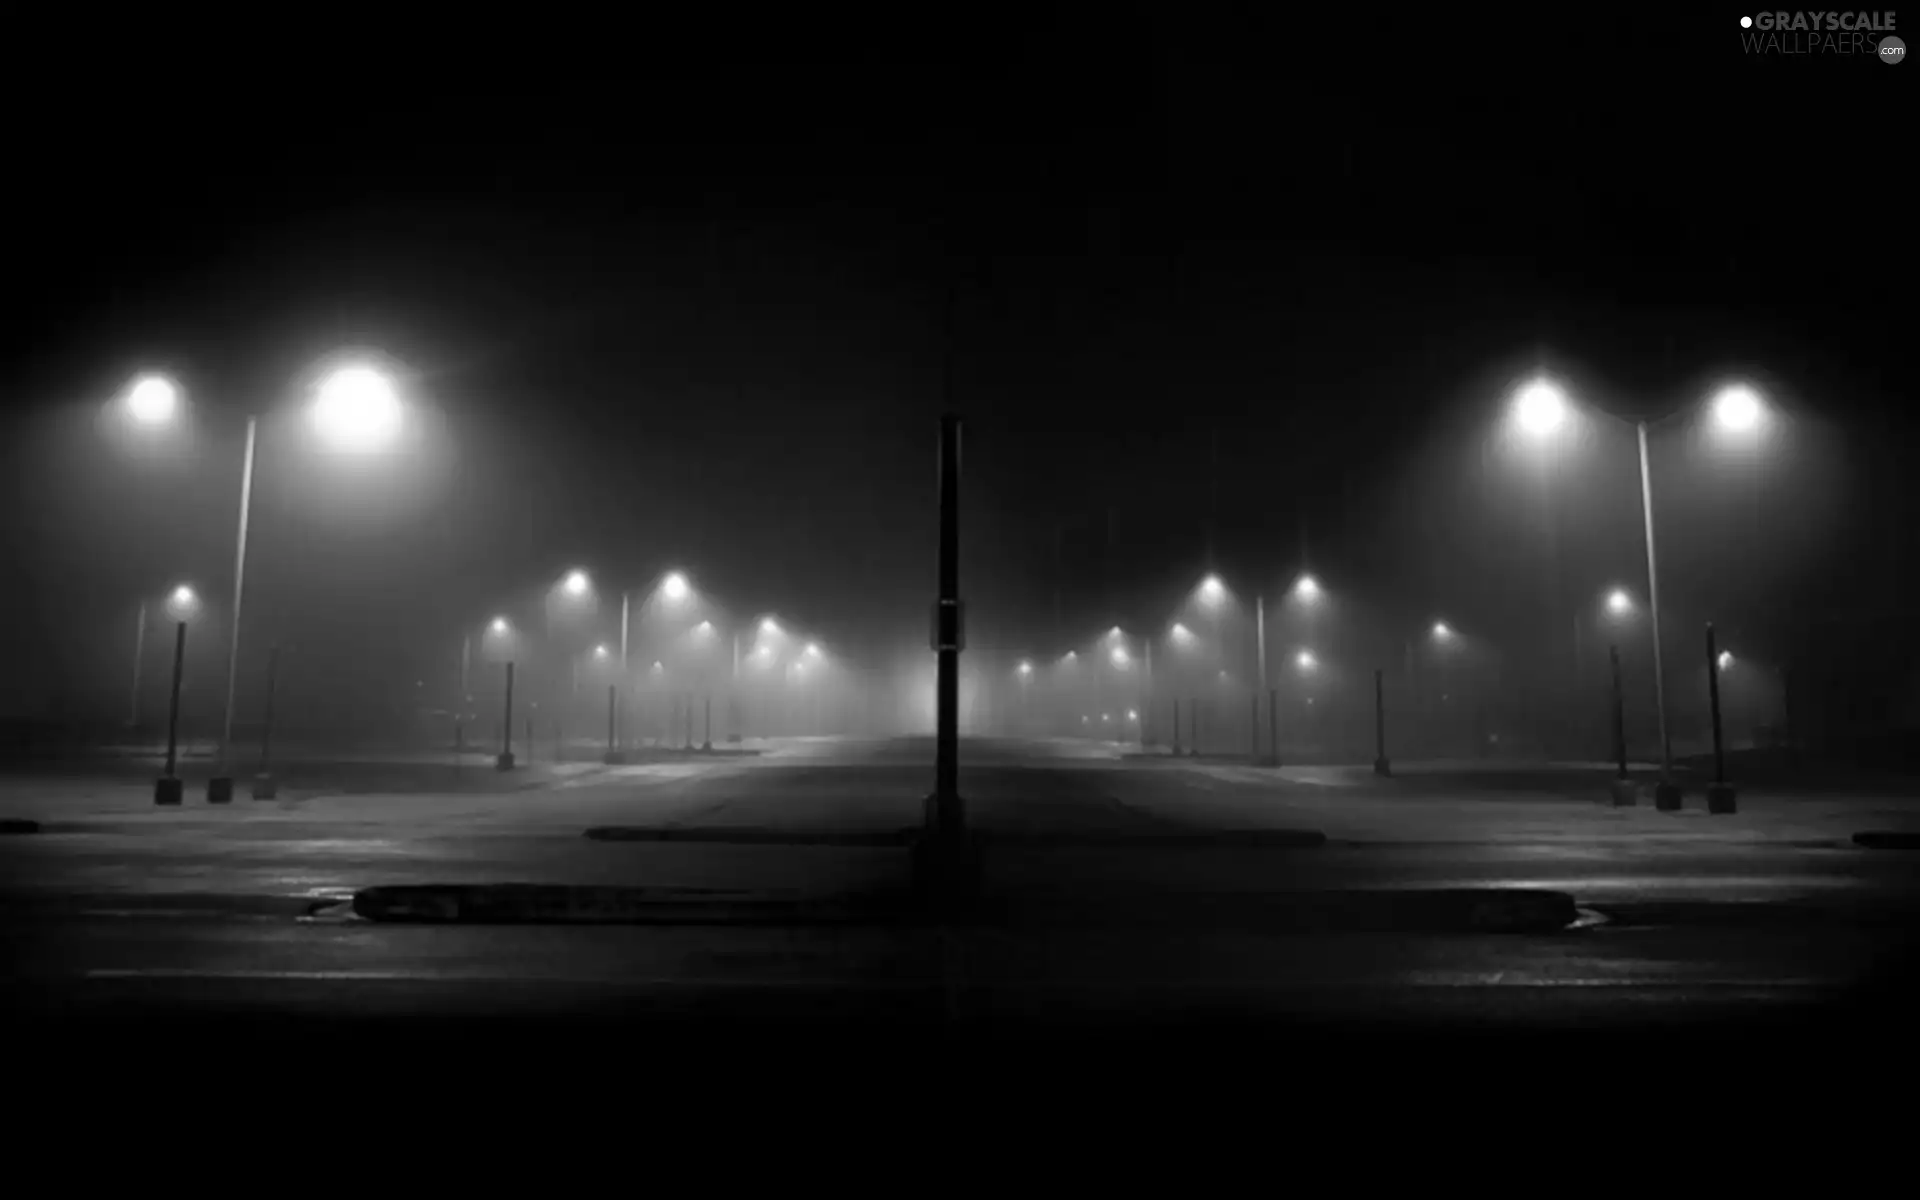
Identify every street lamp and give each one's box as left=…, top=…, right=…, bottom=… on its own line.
left=562, top=570, right=591, bottom=598
left=1713, top=384, right=1764, bottom=434
left=661, top=571, right=692, bottom=604
left=1512, top=378, right=1569, bottom=437
left=1605, top=587, right=1635, bottom=618
left=124, top=360, right=407, bottom=803
left=1509, top=371, right=1772, bottom=806
left=310, top=366, right=403, bottom=452
left=1109, top=644, right=1131, bottom=668
left=1017, top=660, right=1033, bottom=677
left=1432, top=621, right=1454, bottom=641
left=126, top=375, right=179, bottom=425
left=1717, top=650, right=1735, bottom=672
left=1293, top=574, right=1321, bottom=603
left=150, top=581, right=203, bottom=805
left=1296, top=649, right=1317, bottom=671
left=1198, top=576, right=1226, bottom=607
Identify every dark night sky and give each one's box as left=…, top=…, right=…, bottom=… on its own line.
left=1, top=13, right=1910, bottom=726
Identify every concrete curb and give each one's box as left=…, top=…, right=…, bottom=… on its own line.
left=0, top=818, right=41, bottom=835
left=1852, top=831, right=1920, bottom=850
left=580, top=826, right=1327, bottom=850
left=981, top=829, right=1327, bottom=850
left=350, top=883, right=870, bottom=924
left=985, top=887, right=1581, bottom=934
left=0, top=890, right=320, bottom=918
left=583, top=825, right=917, bottom=847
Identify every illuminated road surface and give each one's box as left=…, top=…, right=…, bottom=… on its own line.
left=4, top=736, right=1917, bottom=1036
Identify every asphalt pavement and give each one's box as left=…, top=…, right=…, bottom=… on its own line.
left=5, top=735, right=1919, bottom=1053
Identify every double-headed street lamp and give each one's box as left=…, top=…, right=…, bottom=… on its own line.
left=1510, top=373, right=1772, bottom=805
left=120, top=361, right=408, bottom=803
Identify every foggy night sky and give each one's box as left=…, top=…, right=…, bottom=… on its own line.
left=0, top=15, right=1910, bottom=727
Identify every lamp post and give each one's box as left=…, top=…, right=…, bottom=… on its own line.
left=120, top=365, right=406, bottom=803
left=250, top=643, right=282, bottom=800
left=152, top=583, right=198, bottom=806
left=1509, top=375, right=1772, bottom=810
left=129, top=600, right=147, bottom=730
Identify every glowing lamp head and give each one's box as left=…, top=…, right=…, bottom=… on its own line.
left=1198, top=575, right=1226, bottom=606
left=311, top=364, right=402, bottom=452
left=651, top=661, right=665, bottom=674
left=759, top=617, right=781, bottom=637
left=804, top=642, right=822, bottom=659
left=1296, top=649, right=1317, bottom=671
left=1017, top=660, right=1033, bottom=677
left=694, top=620, right=714, bottom=637
left=661, top=572, right=691, bottom=603
left=1433, top=621, right=1453, bottom=640
left=1126, top=709, right=1138, bottom=722
left=1605, top=588, right=1634, bottom=617
left=592, top=644, right=609, bottom=660
left=1170, top=623, right=1195, bottom=645
left=488, top=616, right=510, bottom=636
left=1712, top=384, right=1763, bottom=434
left=1109, top=645, right=1131, bottom=668
left=1294, top=574, right=1321, bottom=601
left=164, top=584, right=199, bottom=621
left=1062, top=650, right=1078, bottom=663
left=127, top=375, right=179, bottom=424
left=1717, top=650, right=1735, bottom=671
left=561, top=570, right=591, bottom=597
left=1513, top=377, right=1568, bottom=437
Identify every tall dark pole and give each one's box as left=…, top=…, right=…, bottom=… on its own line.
left=496, top=661, right=516, bottom=770
left=1171, top=697, right=1182, bottom=756
left=1269, top=687, right=1280, bottom=769
left=456, top=633, right=470, bottom=753
left=933, top=413, right=962, bottom=821
left=251, top=644, right=280, bottom=799
left=154, top=621, right=187, bottom=805
left=1706, top=623, right=1737, bottom=814
left=703, top=695, right=713, bottom=752
left=916, top=410, right=976, bottom=911
left=1372, top=667, right=1391, bottom=776
left=606, top=684, right=617, bottom=761
left=1638, top=420, right=1679, bottom=809
left=129, top=601, right=147, bottom=730
left=1607, top=643, right=1634, bottom=805
left=1250, top=692, right=1260, bottom=763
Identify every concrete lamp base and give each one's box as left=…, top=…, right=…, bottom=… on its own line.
left=1372, top=757, right=1392, bottom=777
left=1609, top=778, right=1638, bottom=807
left=206, top=776, right=234, bottom=805
left=153, top=776, right=184, bottom=806
left=1654, top=781, right=1684, bottom=811
left=495, top=752, right=517, bottom=771
left=250, top=773, right=278, bottom=801
left=1707, top=782, right=1738, bottom=814
left=601, top=750, right=628, bottom=766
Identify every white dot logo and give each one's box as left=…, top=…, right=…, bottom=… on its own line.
left=1740, top=15, right=1752, bottom=27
